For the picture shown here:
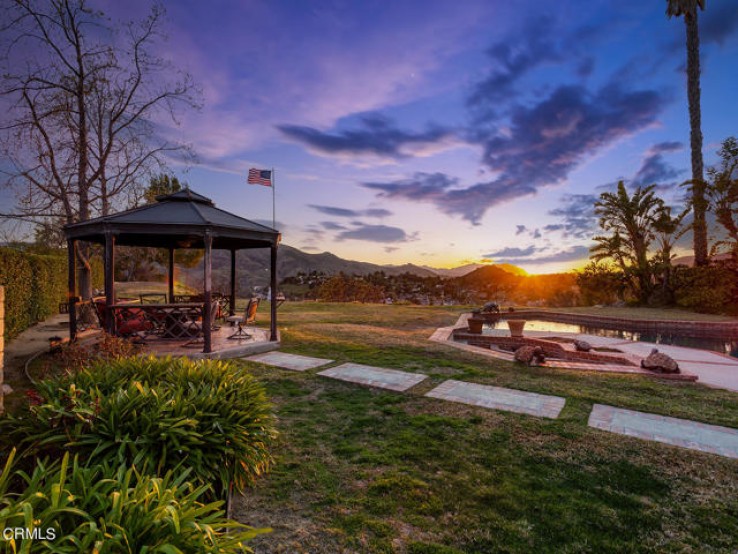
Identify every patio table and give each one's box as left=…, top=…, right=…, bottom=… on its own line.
left=111, top=302, right=207, bottom=339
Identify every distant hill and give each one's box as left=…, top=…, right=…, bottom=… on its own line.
left=422, top=262, right=527, bottom=278
left=672, top=252, right=732, bottom=267
left=421, top=263, right=484, bottom=278
left=457, top=265, right=522, bottom=287
left=180, top=244, right=436, bottom=293
left=179, top=244, right=533, bottom=294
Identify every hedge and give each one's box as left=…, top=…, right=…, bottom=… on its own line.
left=0, top=247, right=102, bottom=340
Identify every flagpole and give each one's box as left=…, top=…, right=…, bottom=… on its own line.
left=271, top=167, right=276, bottom=229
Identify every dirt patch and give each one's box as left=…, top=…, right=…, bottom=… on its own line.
left=233, top=494, right=346, bottom=554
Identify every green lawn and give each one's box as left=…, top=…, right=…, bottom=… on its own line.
left=235, top=302, right=738, bottom=553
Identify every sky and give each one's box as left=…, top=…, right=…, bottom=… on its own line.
left=3, top=0, right=738, bottom=273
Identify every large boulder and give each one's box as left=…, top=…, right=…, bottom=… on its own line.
left=574, top=339, right=592, bottom=352
left=640, top=348, right=680, bottom=374
left=514, top=345, right=546, bottom=366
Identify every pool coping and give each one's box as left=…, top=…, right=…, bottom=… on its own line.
left=500, top=309, right=738, bottom=339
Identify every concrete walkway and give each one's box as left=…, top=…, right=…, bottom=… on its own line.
left=245, top=351, right=333, bottom=371
left=1, top=314, right=76, bottom=412
left=589, top=404, right=738, bottom=459
left=426, top=379, right=565, bottom=418
left=243, top=349, right=738, bottom=460
left=318, top=363, right=428, bottom=392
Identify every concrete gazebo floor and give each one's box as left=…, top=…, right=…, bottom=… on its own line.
left=18, top=316, right=279, bottom=361
left=139, top=324, right=279, bottom=359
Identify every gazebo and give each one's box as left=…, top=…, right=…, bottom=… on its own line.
left=63, top=189, right=280, bottom=353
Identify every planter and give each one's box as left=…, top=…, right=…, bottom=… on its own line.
left=467, top=317, right=484, bottom=334
left=507, top=319, right=526, bottom=338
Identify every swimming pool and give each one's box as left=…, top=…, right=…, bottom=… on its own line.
left=483, top=319, right=738, bottom=358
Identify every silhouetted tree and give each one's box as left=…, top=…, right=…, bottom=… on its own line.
left=667, top=0, right=708, bottom=265
left=0, top=0, right=198, bottom=298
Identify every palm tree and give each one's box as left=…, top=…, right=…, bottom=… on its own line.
left=667, top=0, right=708, bottom=266
left=652, top=205, right=690, bottom=301
left=594, top=182, right=663, bottom=303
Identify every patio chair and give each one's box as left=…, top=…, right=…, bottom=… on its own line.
left=226, top=298, right=260, bottom=340
left=182, top=299, right=221, bottom=347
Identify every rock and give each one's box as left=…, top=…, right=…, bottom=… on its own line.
left=574, top=339, right=592, bottom=352
left=514, top=345, right=546, bottom=366
left=640, top=348, right=680, bottom=374
left=481, top=302, right=500, bottom=314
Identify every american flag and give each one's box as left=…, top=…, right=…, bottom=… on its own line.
left=248, top=168, right=272, bottom=187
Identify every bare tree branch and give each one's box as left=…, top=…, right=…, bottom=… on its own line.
left=1, top=0, right=200, bottom=296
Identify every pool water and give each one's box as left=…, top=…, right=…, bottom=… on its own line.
left=484, top=319, right=738, bottom=358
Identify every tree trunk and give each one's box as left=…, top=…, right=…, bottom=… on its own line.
left=75, top=12, right=93, bottom=300
left=685, top=11, right=708, bottom=266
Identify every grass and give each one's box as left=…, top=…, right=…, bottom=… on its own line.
left=232, top=302, right=738, bottom=553
left=115, top=280, right=196, bottom=296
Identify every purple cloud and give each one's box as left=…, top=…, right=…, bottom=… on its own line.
left=484, top=245, right=538, bottom=258
left=321, top=221, right=348, bottom=230
left=631, top=141, right=685, bottom=189
left=701, top=3, right=738, bottom=46
left=279, top=115, right=456, bottom=160
left=547, top=194, right=600, bottom=239
left=310, top=204, right=393, bottom=218
left=364, top=82, right=665, bottom=224
left=362, top=172, right=458, bottom=201
left=468, top=17, right=562, bottom=109
left=485, top=244, right=590, bottom=264
left=336, top=223, right=417, bottom=243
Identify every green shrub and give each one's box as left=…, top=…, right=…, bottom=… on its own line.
left=0, top=246, right=103, bottom=340
left=673, top=263, right=737, bottom=314
left=2, top=357, right=276, bottom=497
left=0, top=450, right=268, bottom=552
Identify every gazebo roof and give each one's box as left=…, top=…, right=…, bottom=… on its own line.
left=64, top=189, right=280, bottom=250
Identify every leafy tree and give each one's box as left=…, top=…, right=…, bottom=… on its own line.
left=576, top=261, right=626, bottom=305
left=651, top=205, right=690, bottom=303
left=667, top=0, right=708, bottom=266
left=706, top=137, right=738, bottom=264
left=0, top=0, right=198, bottom=298
left=142, top=173, right=185, bottom=205
left=593, top=182, right=663, bottom=302
left=317, top=274, right=385, bottom=303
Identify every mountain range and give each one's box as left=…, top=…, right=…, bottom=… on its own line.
left=180, top=244, right=525, bottom=292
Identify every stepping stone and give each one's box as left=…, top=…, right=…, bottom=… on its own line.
left=425, top=380, right=565, bottom=419
left=245, top=351, right=333, bottom=372
left=318, top=363, right=427, bottom=392
left=588, top=404, right=738, bottom=459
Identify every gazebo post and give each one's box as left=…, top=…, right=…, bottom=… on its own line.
left=104, top=232, right=116, bottom=334
left=229, top=249, right=236, bottom=316
left=270, top=243, right=278, bottom=341
left=168, top=247, right=175, bottom=303
left=67, top=239, right=77, bottom=342
left=203, top=232, right=213, bottom=354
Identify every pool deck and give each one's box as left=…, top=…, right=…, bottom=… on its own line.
left=431, top=314, right=738, bottom=393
